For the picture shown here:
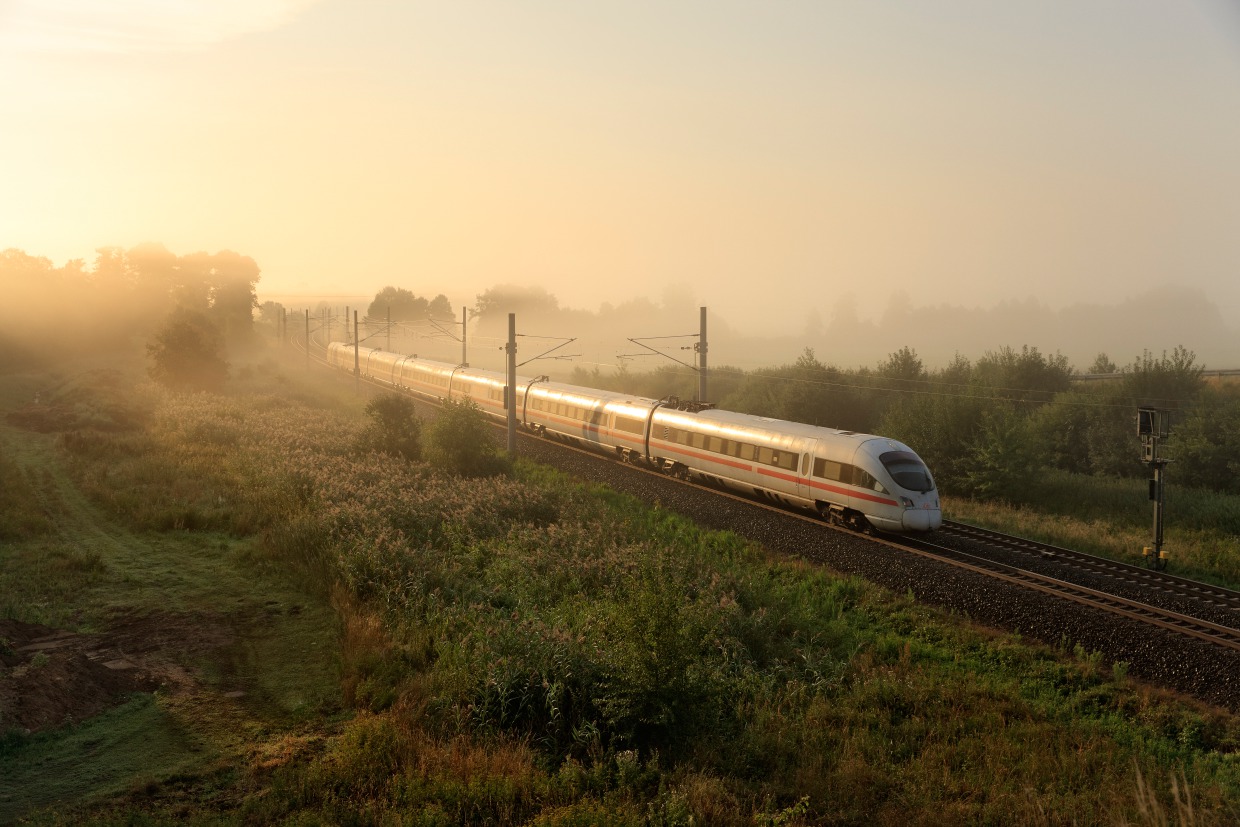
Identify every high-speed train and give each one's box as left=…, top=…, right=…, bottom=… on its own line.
left=328, top=343, right=941, bottom=533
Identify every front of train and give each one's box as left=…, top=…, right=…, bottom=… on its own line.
left=862, top=439, right=942, bottom=531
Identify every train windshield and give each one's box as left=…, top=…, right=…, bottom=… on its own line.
left=879, top=451, right=935, bottom=493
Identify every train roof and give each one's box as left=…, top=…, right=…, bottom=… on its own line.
left=673, top=406, right=880, bottom=443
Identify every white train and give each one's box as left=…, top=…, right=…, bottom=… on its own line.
left=328, top=343, right=941, bottom=532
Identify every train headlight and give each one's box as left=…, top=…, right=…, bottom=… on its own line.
left=900, top=496, right=915, bottom=509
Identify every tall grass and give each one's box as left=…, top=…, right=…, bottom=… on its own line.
left=34, top=372, right=1240, bottom=825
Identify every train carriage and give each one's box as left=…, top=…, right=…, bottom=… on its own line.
left=327, top=342, right=940, bottom=533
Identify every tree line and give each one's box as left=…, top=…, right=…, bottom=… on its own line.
left=573, top=344, right=1237, bottom=500
left=2, top=244, right=259, bottom=390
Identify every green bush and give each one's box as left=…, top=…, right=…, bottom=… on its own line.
left=146, top=307, right=229, bottom=392
left=357, top=392, right=422, bottom=461
left=427, top=398, right=508, bottom=476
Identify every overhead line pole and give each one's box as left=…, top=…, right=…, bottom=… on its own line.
left=698, top=306, right=708, bottom=403
left=506, top=313, right=517, bottom=454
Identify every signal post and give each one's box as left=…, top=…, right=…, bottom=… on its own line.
left=1138, top=407, right=1170, bottom=571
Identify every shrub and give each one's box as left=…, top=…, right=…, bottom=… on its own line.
left=146, top=307, right=229, bottom=392
left=357, top=393, right=422, bottom=461
left=427, top=398, right=508, bottom=476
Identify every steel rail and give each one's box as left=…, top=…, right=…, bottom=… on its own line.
left=941, top=520, right=1240, bottom=612
left=900, top=535, right=1240, bottom=652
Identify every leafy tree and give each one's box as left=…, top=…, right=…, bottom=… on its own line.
left=973, top=345, right=1074, bottom=401
left=877, top=346, right=926, bottom=383
left=939, top=353, right=973, bottom=387
left=1123, top=346, right=1204, bottom=408
left=1028, top=383, right=1142, bottom=478
left=1088, top=353, right=1118, bottom=374
left=473, top=284, right=559, bottom=320
left=1170, top=385, right=1240, bottom=493
left=357, top=393, right=422, bottom=461
left=427, top=294, right=454, bottom=320
left=426, top=398, right=507, bottom=476
left=146, top=307, right=229, bottom=391
left=368, top=287, right=429, bottom=321
left=960, top=404, right=1039, bottom=501
left=878, top=393, right=990, bottom=495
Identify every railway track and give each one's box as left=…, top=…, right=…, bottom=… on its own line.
left=897, top=533, right=1240, bottom=653
left=940, top=520, right=1240, bottom=613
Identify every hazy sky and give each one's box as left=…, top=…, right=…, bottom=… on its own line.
left=3, top=1, right=1240, bottom=334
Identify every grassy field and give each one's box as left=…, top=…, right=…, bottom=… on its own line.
left=2, top=349, right=1238, bottom=825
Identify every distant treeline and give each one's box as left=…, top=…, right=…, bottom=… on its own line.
left=1, top=244, right=260, bottom=359
left=572, top=344, right=1239, bottom=500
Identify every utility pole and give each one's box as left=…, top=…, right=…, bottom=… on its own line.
left=304, top=309, right=310, bottom=371
left=697, top=306, right=708, bottom=403
left=1138, top=408, right=1170, bottom=570
left=386, top=306, right=391, bottom=351
left=353, top=310, right=360, bottom=383
left=623, top=307, right=711, bottom=404
left=462, top=306, right=469, bottom=367
left=506, top=313, right=517, bottom=454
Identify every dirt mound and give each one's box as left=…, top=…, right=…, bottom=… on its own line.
left=0, top=611, right=229, bottom=734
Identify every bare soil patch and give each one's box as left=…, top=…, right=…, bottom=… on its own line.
left=0, top=609, right=235, bottom=734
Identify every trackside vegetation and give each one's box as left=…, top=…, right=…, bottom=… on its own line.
left=3, top=359, right=1238, bottom=824
left=579, top=344, right=1240, bottom=588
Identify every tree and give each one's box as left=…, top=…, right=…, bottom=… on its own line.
left=146, top=307, right=229, bottom=391
left=427, top=294, right=454, bottom=320
left=973, top=345, right=1074, bottom=401
left=960, top=404, right=1038, bottom=501
left=426, top=398, right=506, bottom=476
left=205, top=251, right=260, bottom=344
left=1088, top=353, right=1118, bottom=375
left=1123, top=346, right=1204, bottom=408
left=878, top=346, right=926, bottom=383
left=357, top=393, right=422, bottom=461
left=367, top=287, right=428, bottom=321
left=473, top=284, right=559, bottom=320
left=1170, top=385, right=1240, bottom=494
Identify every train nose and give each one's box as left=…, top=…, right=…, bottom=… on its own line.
left=902, top=507, right=942, bottom=531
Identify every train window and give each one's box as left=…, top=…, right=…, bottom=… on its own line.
left=739, top=443, right=755, bottom=461
left=614, top=416, right=645, bottom=435
left=679, top=430, right=692, bottom=446
left=707, top=436, right=724, bottom=453
left=774, top=452, right=797, bottom=471
left=814, top=458, right=844, bottom=481
left=852, top=468, right=886, bottom=493
left=880, top=451, right=936, bottom=492
left=801, top=454, right=810, bottom=475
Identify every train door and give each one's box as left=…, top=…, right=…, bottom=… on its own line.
left=795, top=443, right=813, bottom=503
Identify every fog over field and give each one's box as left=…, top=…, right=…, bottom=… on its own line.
left=4, top=2, right=1239, bottom=371
left=265, top=284, right=1239, bottom=377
